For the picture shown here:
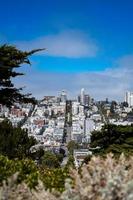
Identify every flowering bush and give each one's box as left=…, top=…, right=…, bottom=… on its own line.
left=62, top=153, right=133, bottom=200
left=39, top=167, right=70, bottom=192
left=0, top=155, right=39, bottom=188
left=0, top=154, right=133, bottom=200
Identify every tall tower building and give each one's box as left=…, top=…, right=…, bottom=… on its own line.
left=84, top=94, right=90, bottom=106
left=125, top=91, right=133, bottom=107
left=60, top=90, right=67, bottom=102
left=80, top=88, right=85, bottom=105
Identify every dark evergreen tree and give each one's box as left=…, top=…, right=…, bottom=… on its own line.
left=0, top=119, right=37, bottom=159
left=42, top=151, right=60, bottom=168
left=90, top=124, right=133, bottom=156
left=0, top=44, right=44, bottom=107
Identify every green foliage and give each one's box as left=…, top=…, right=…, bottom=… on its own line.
left=91, top=124, right=133, bottom=156
left=0, top=154, right=71, bottom=191
left=1, top=154, right=133, bottom=199
left=66, top=155, right=75, bottom=168
left=0, top=44, right=44, bottom=107
left=39, top=167, right=70, bottom=192
left=0, top=120, right=37, bottom=159
left=0, top=155, right=39, bottom=188
left=30, top=148, right=45, bottom=162
left=67, top=141, right=79, bottom=155
left=41, top=151, right=60, bottom=168
left=56, top=153, right=64, bottom=163
left=0, top=154, right=71, bottom=192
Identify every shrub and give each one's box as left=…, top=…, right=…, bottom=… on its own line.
left=0, top=154, right=70, bottom=192
left=0, top=155, right=39, bottom=188
left=41, top=151, right=60, bottom=168
left=39, top=167, right=70, bottom=192
left=1, top=154, right=133, bottom=199
left=61, top=154, right=133, bottom=200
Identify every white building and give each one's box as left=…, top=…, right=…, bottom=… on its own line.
left=79, top=105, right=84, bottom=114
left=60, top=90, right=67, bottom=102
left=85, top=119, right=95, bottom=142
left=72, top=102, right=80, bottom=115
left=74, top=149, right=92, bottom=168
left=125, top=91, right=133, bottom=107
left=80, top=88, right=85, bottom=105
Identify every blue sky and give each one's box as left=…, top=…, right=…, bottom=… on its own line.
left=0, top=0, right=133, bottom=100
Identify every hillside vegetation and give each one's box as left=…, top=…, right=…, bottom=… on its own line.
left=90, top=124, right=133, bottom=156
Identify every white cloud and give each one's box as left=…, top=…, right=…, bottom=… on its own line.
left=13, top=54, right=133, bottom=101
left=15, top=30, right=98, bottom=58
left=115, top=54, right=133, bottom=69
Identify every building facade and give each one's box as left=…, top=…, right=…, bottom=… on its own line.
left=125, top=91, right=133, bottom=107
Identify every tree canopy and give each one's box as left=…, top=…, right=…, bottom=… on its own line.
left=67, top=140, right=79, bottom=155
left=0, top=44, right=44, bottom=107
left=0, top=119, right=37, bottom=159
left=90, top=124, right=133, bottom=156
left=41, top=151, right=60, bottom=168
